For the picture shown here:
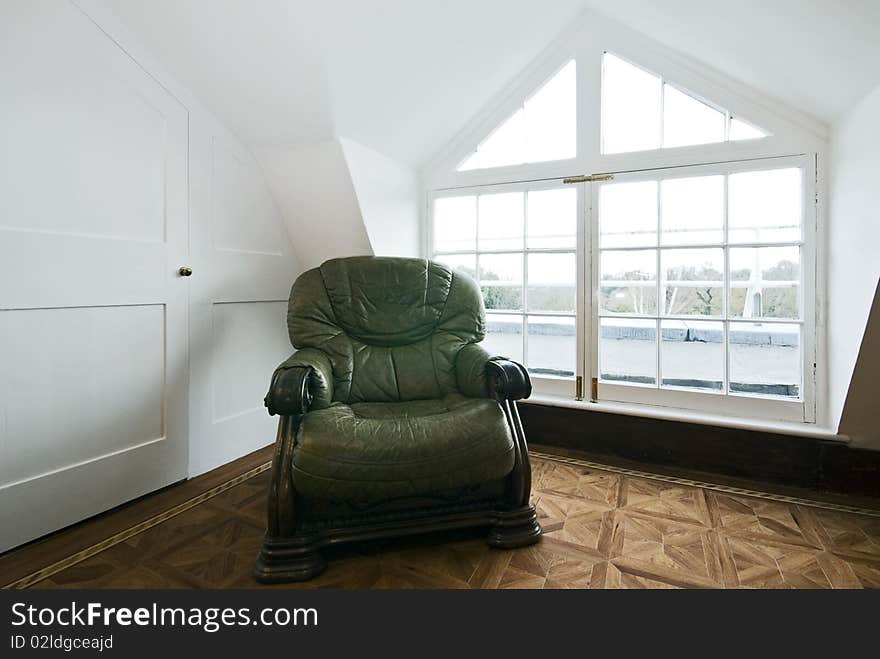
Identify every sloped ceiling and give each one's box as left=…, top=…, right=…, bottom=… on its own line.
left=96, top=0, right=587, bottom=166
left=94, top=1, right=880, bottom=168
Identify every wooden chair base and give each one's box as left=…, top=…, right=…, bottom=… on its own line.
left=252, top=503, right=541, bottom=584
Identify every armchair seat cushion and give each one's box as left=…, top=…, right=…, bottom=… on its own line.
left=292, top=394, right=515, bottom=504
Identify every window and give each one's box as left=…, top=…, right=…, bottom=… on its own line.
left=595, top=164, right=804, bottom=403
left=458, top=61, right=576, bottom=171
left=601, top=53, right=768, bottom=154
left=428, top=32, right=818, bottom=423
left=433, top=184, right=578, bottom=378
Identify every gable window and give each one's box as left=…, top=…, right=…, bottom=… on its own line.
left=458, top=60, right=576, bottom=171
left=601, top=52, right=768, bottom=154
left=427, top=34, right=819, bottom=425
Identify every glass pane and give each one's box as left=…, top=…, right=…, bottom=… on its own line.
left=524, top=60, right=576, bottom=163
left=459, top=109, right=525, bottom=171
left=660, top=175, right=724, bottom=245
left=662, top=84, right=725, bottom=148
left=479, top=253, right=522, bottom=311
left=527, top=316, right=576, bottom=377
left=483, top=314, right=523, bottom=362
left=600, top=250, right=657, bottom=314
left=527, top=252, right=576, bottom=313
left=729, top=322, right=800, bottom=398
left=729, top=246, right=800, bottom=319
left=478, top=192, right=523, bottom=250
left=660, top=320, right=724, bottom=391
left=433, top=253, right=477, bottom=281
left=599, top=180, right=658, bottom=248
left=661, top=248, right=724, bottom=316
left=459, top=60, right=575, bottom=170
left=602, top=53, right=661, bottom=154
left=527, top=187, right=576, bottom=248
left=599, top=318, right=657, bottom=385
left=433, top=196, right=476, bottom=251
left=729, top=117, right=767, bottom=141
left=728, top=168, right=802, bottom=243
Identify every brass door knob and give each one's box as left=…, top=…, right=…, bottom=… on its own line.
left=178, top=266, right=193, bottom=277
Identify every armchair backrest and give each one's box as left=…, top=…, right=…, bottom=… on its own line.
left=287, top=256, right=486, bottom=403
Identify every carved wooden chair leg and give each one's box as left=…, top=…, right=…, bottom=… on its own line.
left=254, top=371, right=327, bottom=583
left=486, top=359, right=542, bottom=549
left=254, top=535, right=326, bottom=584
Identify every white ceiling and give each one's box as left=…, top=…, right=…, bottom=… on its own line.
left=97, top=0, right=880, bottom=167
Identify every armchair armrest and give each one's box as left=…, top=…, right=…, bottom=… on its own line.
left=486, top=357, right=532, bottom=401
left=456, top=343, right=532, bottom=401
left=265, top=366, right=312, bottom=416
left=265, top=348, right=334, bottom=416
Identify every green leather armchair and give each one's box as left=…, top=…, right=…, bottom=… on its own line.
left=253, top=256, right=541, bottom=583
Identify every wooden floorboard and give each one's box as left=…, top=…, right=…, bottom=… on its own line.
left=4, top=447, right=879, bottom=589
left=0, top=444, right=274, bottom=587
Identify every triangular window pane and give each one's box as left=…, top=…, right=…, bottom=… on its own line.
left=601, top=52, right=769, bottom=154
left=602, top=53, right=661, bottom=154
left=459, top=110, right=526, bottom=171
left=663, top=84, right=725, bottom=148
left=459, top=60, right=575, bottom=171
left=729, top=117, right=767, bottom=141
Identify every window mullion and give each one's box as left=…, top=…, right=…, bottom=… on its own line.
left=658, top=75, right=666, bottom=150
left=475, top=194, right=481, bottom=322
left=655, top=179, right=662, bottom=388
left=583, top=181, right=593, bottom=400
left=723, top=173, right=730, bottom=395
left=522, top=191, right=529, bottom=368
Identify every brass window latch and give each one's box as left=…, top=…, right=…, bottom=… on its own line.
left=563, top=173, right=615, bottom=184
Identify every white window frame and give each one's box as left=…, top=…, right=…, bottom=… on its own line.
left=422, top=12, right=826, bottom=425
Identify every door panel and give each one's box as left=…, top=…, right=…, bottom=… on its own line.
left=0, top=1, right=189, bottom=551
left=211, top=301, right=291, bottom=424
left=0, top=305, right=165, bottom=485
left=212, top=147, right=287, bottom=256
left=187, top=133, right=298, bottom=477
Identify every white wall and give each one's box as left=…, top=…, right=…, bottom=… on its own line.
left=340, top=138, right=421, bottom=258
left=828, top=84, right=880, bottom=440
left=258, top=139, right=374, bottom=272
left=839, top=280, right=880, bottom=449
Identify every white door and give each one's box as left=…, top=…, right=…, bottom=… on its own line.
left=0, top=1, right=189, bottom=551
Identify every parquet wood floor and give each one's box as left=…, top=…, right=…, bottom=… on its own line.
left=11, top=453, right=880, bottom=589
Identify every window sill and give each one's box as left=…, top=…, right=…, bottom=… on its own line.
left=521, top=393, right=847, bottom=442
